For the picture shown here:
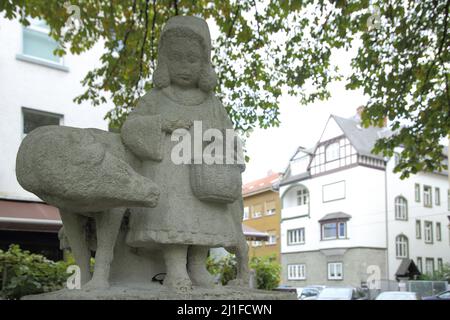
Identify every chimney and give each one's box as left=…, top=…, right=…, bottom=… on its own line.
left=356, top=105, right=365, bottom=119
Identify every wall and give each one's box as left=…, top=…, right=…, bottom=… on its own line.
left=0, top=17, right=112, bottom=201
left=282, top=247, right=386, bottom=287
left=280, top=165, right=387, bottom=254
left=243, top=189, right=281, bottom=262
left=386, top=154, right=450, bottom=280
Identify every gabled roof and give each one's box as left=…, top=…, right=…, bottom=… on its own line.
left=395, top=259, right=421, bottom=278
left=331, top=115, right=387, bottom=160
left=242, top=172, right=280, bottom=197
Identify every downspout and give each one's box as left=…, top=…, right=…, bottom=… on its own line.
left=384, top=157, right=390, bottom=283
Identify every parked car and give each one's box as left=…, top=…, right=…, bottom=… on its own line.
left=317, top=287, right=369, bottom=300
left=299, top=285, right=326, bottom=300
left=422, top=290, right=450, bottom=300
left=375, top=291, right=421, bottom=300
left=273, top=285, right=303, bottom=298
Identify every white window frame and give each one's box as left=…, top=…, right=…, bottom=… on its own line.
left=296, top=188, right=309, bottom=206
left=425, top=258, right=435, bottom=275
left=437, top=258, right=443, bottom=272
left=252, top=205, right=263, bottom=218
left=436, top=222, right=442, bottom=241
left=328, top=262, right=343, bottom=280
left=415, top=183, right=421, bottom=202
left=243, top=206, right=249, bottom=220
left=395, top=235, right=408, bottom=258
left=416, top=220, right=421, bottom=239
left=266, top=232, right=277, bottom=246
left=448, top=189, right=450, bottom=211
left=395, top=196, right=408, bottom=220
left=20, top=19, right=65, bottom=66
left=424, top=221, right=433, bottom=243
left=435, top=187, right=440, bottom=206
left=22, top=107, right=63, bottom=138
left=265, top=201, right=276, bottom=216
left=321, top=221, right=347, bottom=240
left=325, top=142, right=340, bottom=162
left=287, top=228, right=305, bottom=245
left=417, top=257, right=423, bottom=272
left=288, top=264, right=306, bottom=280
left=424, top=186, right=432, bottom=208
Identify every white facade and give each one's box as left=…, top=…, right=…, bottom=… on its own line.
left=0, top=17, right=112, bottom=201
left=280, top=115, right=450, bottom=286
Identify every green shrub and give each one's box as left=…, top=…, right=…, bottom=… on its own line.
left=249, top=255, right=281, bottom=291
left=0, top=244, right=72, bottom=299
left=206, top=253, right=281, bottom=290
left=418, top=263, right=450, bottom=282
left=206, top=254, right=237, bottom=285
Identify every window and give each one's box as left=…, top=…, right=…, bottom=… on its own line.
left=325, top=142, right=340, bottom=162
left=416, top=220, right=421, bottom=239
left=288, top=264, right=306, bottom=280
left=424, top=186, right=432, bottom=207
left=417, top=257, right=423, bottom=273
left=328, top=262, right=343, bottom=280
left=415, top=184, right=421, bottom=202
left=448, top=190, right=450, bottom=211
left=287, top=228, right=305, bottom=245
left=265, top=201, right=276, bottom=215
left=395, top=196, right=408, bottom=220
left=22, top=108, right=62, bottom=136
left=425, top=258, right=435, bottom=275
left=395, top=235, right=408, bottom=258
left=321, top=221, right=347, bottom=240
left=436, top=222, right=442, bottom=241
left=21, top=19, right=62, bottom=64
left=435, top=188, right=440, bottom=206
left=437, top=258, right=443, bottom=272
left=310, top=138, right=357, bottom=175
left=252, top=204, right=263, bottom=218
left=266, top=231, right=277, bottom=245
left=296, top=188, right=309, bottom=206
left=243, top=206, right=249, bottom=220
left=424, top=221, right=433, bottom=243
left=251, top=241, right=262, bottom=247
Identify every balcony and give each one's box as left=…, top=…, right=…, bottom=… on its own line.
left=281, top=205, right=309, bottom=220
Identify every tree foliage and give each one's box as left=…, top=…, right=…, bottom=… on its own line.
left=206, top=254, right=280, bottom=290
left=1, top=0, right=449, bottom=177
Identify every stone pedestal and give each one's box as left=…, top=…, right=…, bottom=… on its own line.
left=23, top=286, right=296, bottom=300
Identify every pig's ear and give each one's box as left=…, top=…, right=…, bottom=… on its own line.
left=72, top=143, right=106, bottom=165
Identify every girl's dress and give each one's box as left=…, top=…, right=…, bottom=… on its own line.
left=125, top=88, right=241, bottom=248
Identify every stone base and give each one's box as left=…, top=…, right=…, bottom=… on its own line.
left=22, top=285, right=296, bottom=300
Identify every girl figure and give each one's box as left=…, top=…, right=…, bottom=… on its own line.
left=121, top=16, right=248, bottom=291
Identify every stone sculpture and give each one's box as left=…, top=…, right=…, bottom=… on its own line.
left=16, top=15, right=293, bottom=300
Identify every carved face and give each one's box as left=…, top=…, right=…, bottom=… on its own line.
left=165, top=36, right=203, bottom=88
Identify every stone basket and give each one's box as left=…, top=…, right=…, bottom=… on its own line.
left=190, top=162, right=244, bottom=203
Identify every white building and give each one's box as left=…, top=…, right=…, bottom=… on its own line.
left=279, top=111, right=450, bottom=287
left=0, top=17, right=111, bottom=258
